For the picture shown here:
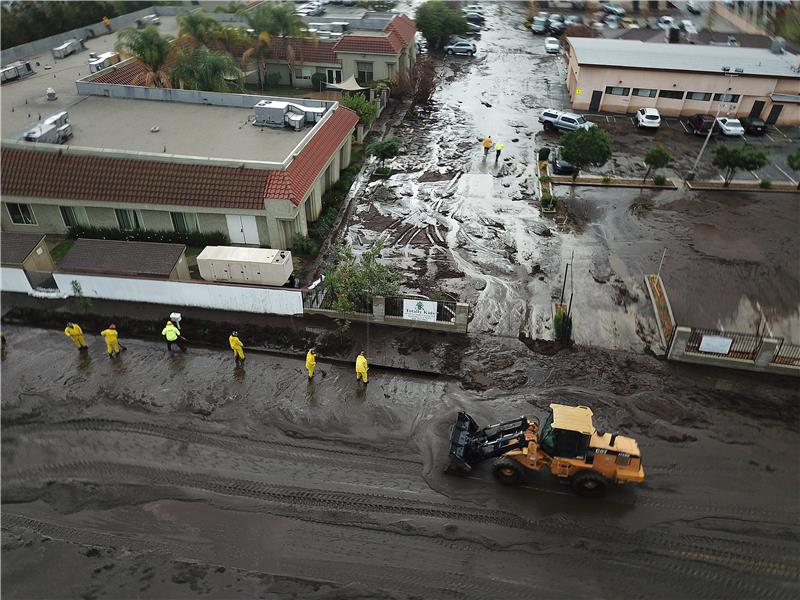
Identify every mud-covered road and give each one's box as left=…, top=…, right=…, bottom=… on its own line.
left=3, top=326, right=799, bottom=598
left=346, top=2, right=799, bottom=350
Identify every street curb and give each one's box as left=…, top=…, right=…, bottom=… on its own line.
left=685, top=181, right=797, bottom=193
left=644, top=274, right=675, bottom=354
left=551, top=177, right=678, bottom=190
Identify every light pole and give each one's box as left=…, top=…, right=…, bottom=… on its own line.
left=685, top=66, right=742, bottom=181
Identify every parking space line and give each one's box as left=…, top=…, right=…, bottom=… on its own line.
left=765, top=133, right=776, bottom=143
left=774, top=164, right=798, bottom=184
left=771, top=125, right=791, bottom=140
left=678, top=120, right=688, bottom=134
left=748, top=170, right=760, bottom=180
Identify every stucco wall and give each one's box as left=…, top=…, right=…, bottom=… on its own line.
left=0, top=267, right=34, bottom=294
left=53, top=272, right=305, bottom=316
left=336, top=52, right=397, bottom=83
left=567, top=57, right=799, bottom=123
left=1, top=202, right=64, bottom=234
left=197, top=213, right=228, bottom=235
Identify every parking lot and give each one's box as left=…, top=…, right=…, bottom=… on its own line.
left=539, top=110, right=800, bottom=184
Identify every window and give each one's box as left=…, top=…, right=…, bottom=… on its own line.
left=294, top=67, right=314, bottom=80
left=658, top=90, right=685, bottom=100
left=6, top=203, right=36, bottom=225
left=115, top=208, right=142, bottom=231
left=170, top=212, right=199, bottom=234
left=687, top=91, right=712, bottom=101
left=326, top=69, right=342, bottom=84
left=386, top=62, right=396, bottom=79
left=605, top=86, right=630, bottom=96
left=356, top=61, right=373, bottom=84
left=60, top=206, right=89, bottom=228
left=562, top=117, right=576, bottom=124
left=632, top=88, right=657, bottom=98
left=616, top=453, right=631, bottom=466
left=714, top=93, right=741, bottom=103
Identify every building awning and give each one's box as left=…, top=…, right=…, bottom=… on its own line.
left=770, top=93, right=800, bottom=104
left=326, top=75, right=368, bottom=91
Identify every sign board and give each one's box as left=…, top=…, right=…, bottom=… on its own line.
left=698, top=335, right=733, bottom=354
left=403, top=299, right=437, bottom=322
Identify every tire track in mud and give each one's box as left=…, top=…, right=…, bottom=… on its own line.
left=2, top=419, right=424, bottom=476
left=4, top=459, right=798, bottom=591
left=1, top=513, right=536, bottom=599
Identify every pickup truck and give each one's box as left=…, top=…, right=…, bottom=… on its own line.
left=538, top=109, right=596, bottom=132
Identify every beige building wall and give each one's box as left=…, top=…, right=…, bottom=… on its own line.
left=21, top=237, right=56, bottom=274
left=567, top=55, right=800, bottom=124
left=337, top=52, right=397, bottom=83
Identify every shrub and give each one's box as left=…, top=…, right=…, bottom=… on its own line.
left=653, top=174, right=667, bottom=186
left=292, top=234, right=318, bottom=256
left=759, top=178, right=772, bottom=189
left=310, top=72, right=326, bottom=92
left=265, top=72, right=282, bottom=87
left=601, top=175, right=612, bottom=184
left=67, top=226, right=228, bottom=247
left=554, top=310, right=572, bottom=343
left=375, top=165, right=392, bottom=174
left=341, top=92, right=378, bottom=126
left=540, top=175, right=552, bottom=183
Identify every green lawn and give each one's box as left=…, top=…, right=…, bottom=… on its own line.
left=49, top=239, right=75, bottom=262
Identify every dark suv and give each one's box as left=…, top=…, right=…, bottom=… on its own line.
left=740, top=117, right=767, bottom=135
left=550, top=148, right=577, bottom=175
left=687, top=114, right=719, bottom=135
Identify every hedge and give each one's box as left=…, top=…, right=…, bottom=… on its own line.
left=67, top=226, right=229, bottom=247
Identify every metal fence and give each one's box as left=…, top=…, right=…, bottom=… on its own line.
left=384, top=297, right=458, bottom=323
left=303, top=287, right=372, bottom=315
left=684, top=327, right=764, bottom=361
left=772, top=341, right=800, bottom=367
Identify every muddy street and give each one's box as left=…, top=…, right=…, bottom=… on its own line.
left=346, top=2, right=800, bottom=351
left=2, top=326, right=799, bottom=598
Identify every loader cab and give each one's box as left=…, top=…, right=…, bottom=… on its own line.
left=540, top=404, right=595, bottom=459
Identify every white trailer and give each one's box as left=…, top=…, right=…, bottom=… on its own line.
left=88, top=52, right=121, bottom=73
left=0, top=61, right=33, bottom=83
left=197, top=246, right=294, bottom=286
left=52, top=38, right=81, bottom=59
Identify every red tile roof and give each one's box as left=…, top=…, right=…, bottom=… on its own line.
left=384, top=14, right=416, bottom=46
left=1, top=108, right=358, bottom=209
left=264, top=107, right=358, bottom=204
left=268, top=38, right=340, bottom=65
left=92, top=60, right=149, bottom=85
left=333, top=30, right=405, bottom=55
left=0, top=147, right=271, bottom=210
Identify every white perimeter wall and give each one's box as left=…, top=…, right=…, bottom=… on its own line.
left=1, top=267, right=34, bottom=293
left=53, top=273, right=303, bottom=316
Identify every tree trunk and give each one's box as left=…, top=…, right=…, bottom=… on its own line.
left=724, top=167, right=735, bottom=186
left=642, top=166, right=652, bottom=185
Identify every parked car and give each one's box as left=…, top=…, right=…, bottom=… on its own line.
left=463, top=4, right=483, bottom=12
left=687, top=1, right=702, bottom=15
left=680, top=19, right=698, bottom=34
left=536, top=11, right=550, bottom=20
left=687, top=114, right=719, bottom=135
left=605, top=15, right=621, bottom=29
left=539, top=108, right=596, bottom=132
left=443, top=40, right=477, bottom=56
left=547, top=21, right=566, bottom=35
left=716, top=117, right=745, bottom=136
left=544, top=37, right=561, bottom=54
left=634, top=107, right=661, bottom=129
left=622, top=17, right=640, bottom=29
left=564, top=15, right=583, bottom=26
left=657, top=15, right=675, bottom=30
left=531, top=16, right=548, bottom=34
left=463, top=12, right=485, bottom=23
left=646, top=16, right=659, bottom=29
left=547, top=14, right=565, bottom=25
left=740, top=117, right=768, bottom=135
left=550, top=148, right=577, bottom=175
left=466, top=22, right=481, bottom=34
left=603, top=3, right=626, bottom=17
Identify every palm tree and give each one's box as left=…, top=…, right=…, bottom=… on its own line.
left=171, top=48, right=244, bottom=93
left=241, top=2, right=308, bottom=91
left=211, top=24, right=252, bottom=55
left=115, top=26, right=176, bottom=88
left=176, top=10, right=222, bottom=48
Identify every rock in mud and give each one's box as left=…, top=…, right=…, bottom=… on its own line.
left=532, top=224, right=551, bottom=237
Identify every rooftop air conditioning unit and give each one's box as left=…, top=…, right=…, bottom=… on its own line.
left=770, top=36, right=786, bottom=54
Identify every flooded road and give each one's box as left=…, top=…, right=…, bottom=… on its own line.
left=3, top=326, right=799, bottom=598
left=345, top=2, right=800, bottom=350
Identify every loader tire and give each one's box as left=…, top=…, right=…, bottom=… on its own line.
left=492, top=458, right=525, bottom=486
left=571, top=470, right=607, bottom=497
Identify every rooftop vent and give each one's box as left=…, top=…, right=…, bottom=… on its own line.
left=770, top=36, right=786, bottom=54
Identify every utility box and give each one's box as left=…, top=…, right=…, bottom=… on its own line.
left=52, top=38, right=81, bottom=59
left=1, top=61, right=33, bottom=83
left=197, top=246, right=293, bottom=286
left=88, top=52, right=120, bottom=73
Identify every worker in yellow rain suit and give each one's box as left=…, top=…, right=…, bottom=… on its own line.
left=64, top=322, right=88, bottom=351
left=306, top=348, right=317, bottom=380
left=100, top=324, right=120, bottom=358
left=356, top=351, right=369, bottom=384
left=229, top=331, right=245, bottom=364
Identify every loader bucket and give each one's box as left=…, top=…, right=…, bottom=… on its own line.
left=447, top=411, right=481, bottom=472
